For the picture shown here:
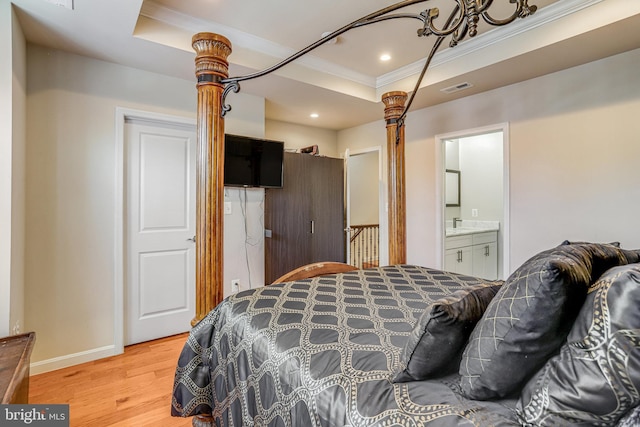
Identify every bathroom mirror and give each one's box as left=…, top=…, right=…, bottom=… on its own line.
left=445, top=169, right=460, bottom=207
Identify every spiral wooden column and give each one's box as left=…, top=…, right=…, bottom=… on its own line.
left=191, top=33, right=231, bottom=327
left=383, top=91, right=408, bottom=265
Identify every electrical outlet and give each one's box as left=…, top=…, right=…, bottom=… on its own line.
left=472, top=208, right=478, bottom=217
left=224, top=202, right=232, bottom=215
left=12, top=321, right=20, bottom=335
left=231, top=279, right=240, bottom=293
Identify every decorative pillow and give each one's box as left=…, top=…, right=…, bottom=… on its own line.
left=517, top=263, right=640, bottom=425
left=459, top=242, right=640, bottom=400
left=392, top=281, right=502, bottom=382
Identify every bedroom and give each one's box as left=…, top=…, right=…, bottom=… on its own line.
left=1, top=0, right=640, bottom=424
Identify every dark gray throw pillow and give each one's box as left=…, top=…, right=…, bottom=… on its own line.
left=392, top=281, right=502, bottom=382
left=518, top=263, right=640, bottom=425
left=459, top=242, right=640, bottom=400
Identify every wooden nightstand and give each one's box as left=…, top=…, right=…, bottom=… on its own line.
left=0, top=332, right=36, bottom=404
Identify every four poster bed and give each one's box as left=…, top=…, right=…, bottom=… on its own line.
left=172, top=1, right=640, bottom=425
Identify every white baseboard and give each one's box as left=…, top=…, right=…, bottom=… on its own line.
left=30, top=345, right=121, bottom=375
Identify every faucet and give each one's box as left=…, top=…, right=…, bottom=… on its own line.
left=453, top=217, right=463, bottom=228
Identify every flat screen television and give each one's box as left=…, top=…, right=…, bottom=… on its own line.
left=224, top=134, right=284, bottom=188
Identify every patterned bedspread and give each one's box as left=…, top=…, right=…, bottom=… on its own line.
left=172, top=265, right=519, bottom=426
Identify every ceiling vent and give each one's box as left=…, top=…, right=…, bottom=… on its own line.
left=440, top=82, right=473, bottom=94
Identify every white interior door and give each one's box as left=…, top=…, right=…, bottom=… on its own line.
left=125, top=119, right=196, bottom=345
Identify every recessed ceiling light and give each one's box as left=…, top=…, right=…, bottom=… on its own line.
left=380, top=54, right=391, bottom=61
left=310, top=113, right=319, bottom=118
left=321, top=32, right=339, bottom=45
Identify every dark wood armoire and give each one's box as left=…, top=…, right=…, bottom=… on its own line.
left=264, top=153, right=345, bottom=284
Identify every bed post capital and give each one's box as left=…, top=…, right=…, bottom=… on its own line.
left=382, top=91, right=408, bottom=123
left=192, top=33, right=232, bottom=85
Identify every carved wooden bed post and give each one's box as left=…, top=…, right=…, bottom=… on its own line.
left=191, top=32, right=231, bottom=327
left=383, top=91, right=408, bottom=265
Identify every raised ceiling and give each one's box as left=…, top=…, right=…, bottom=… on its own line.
left=11, top=0, right=640, bottom=130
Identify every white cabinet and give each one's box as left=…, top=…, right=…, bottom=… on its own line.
left=445, top=235, right=474, bottom=276
left=445, top=231, right=498, bottom=280
left=471, top=232, right=498, bottom=280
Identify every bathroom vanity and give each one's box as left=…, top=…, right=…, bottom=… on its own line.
left=445, top=228, right=498, bottom=280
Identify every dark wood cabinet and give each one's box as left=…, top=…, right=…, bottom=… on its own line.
left=265, top=153, right=345, bottom=284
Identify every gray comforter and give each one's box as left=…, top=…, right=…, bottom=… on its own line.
left=172, top=265, right=520, bottom=426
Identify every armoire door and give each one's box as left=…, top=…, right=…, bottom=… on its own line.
left=265, top=153, right=345, bottom=284
left=265, top=153, right=311, bottom=283
left=310, top=156, right=345, bottom=262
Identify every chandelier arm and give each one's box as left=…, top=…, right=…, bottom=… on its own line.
left=352, top=12, right=428, bottom=28
left=476, top=0, right=495, bottom=14
left=397, top=3, right=459, bottom=127
left=481, top=10, right=521, bottom=27
left=481, top=1, right=537, bottom=26
left=393, top=3, right=459, bottom=145
left=220, top=0, right=431, bottom=85
left=419, top=0, right=465, bottom=37
left=450, top=18, right=469, bottom=47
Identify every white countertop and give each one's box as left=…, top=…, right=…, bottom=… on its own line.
left=445, top=220, right=500, bottom=237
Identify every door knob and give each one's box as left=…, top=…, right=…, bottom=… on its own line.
left=187, top=235, right=196, bottom=242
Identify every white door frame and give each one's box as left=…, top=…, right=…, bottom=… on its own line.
left=344, top=146, right=387, bottom=267
left=435, top=122, right=510, bottom=279
left=114, top=107, right=196, bottom=354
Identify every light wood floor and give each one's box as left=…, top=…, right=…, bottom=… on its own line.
left=29, top=333, right=192, bottom=426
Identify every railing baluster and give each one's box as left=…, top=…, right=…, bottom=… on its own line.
left=349, top=224, right=379, bottom=268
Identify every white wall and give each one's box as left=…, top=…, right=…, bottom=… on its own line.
left=338, top=48, right=640, bottom=273
left=0, top=0, right=13, bottom=337
left=349, top=152, right=379, bottom=225
left=266, top=120, right=339, bottom=157
left=458, top=132, right=503, bottom=222
left=24, top=44, right=266, bottom=369
left=0, top=3, right=26, bottom=337
left=223, top=187, right=265, bottom=293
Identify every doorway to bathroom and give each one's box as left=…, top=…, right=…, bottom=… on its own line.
left=435, top=123, right=510, bottom=280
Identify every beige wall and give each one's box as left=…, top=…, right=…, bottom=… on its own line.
left=0, top=3, right=27, bottom=337
left=349, top=152, right=379, bottom=225
left=24, top=44, right=266, bottom=370
left=266, top=120, right=339, bottom=157
left=338, top=48, right=640, bottom=273
left=10, top=4, right=26, bottom=338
